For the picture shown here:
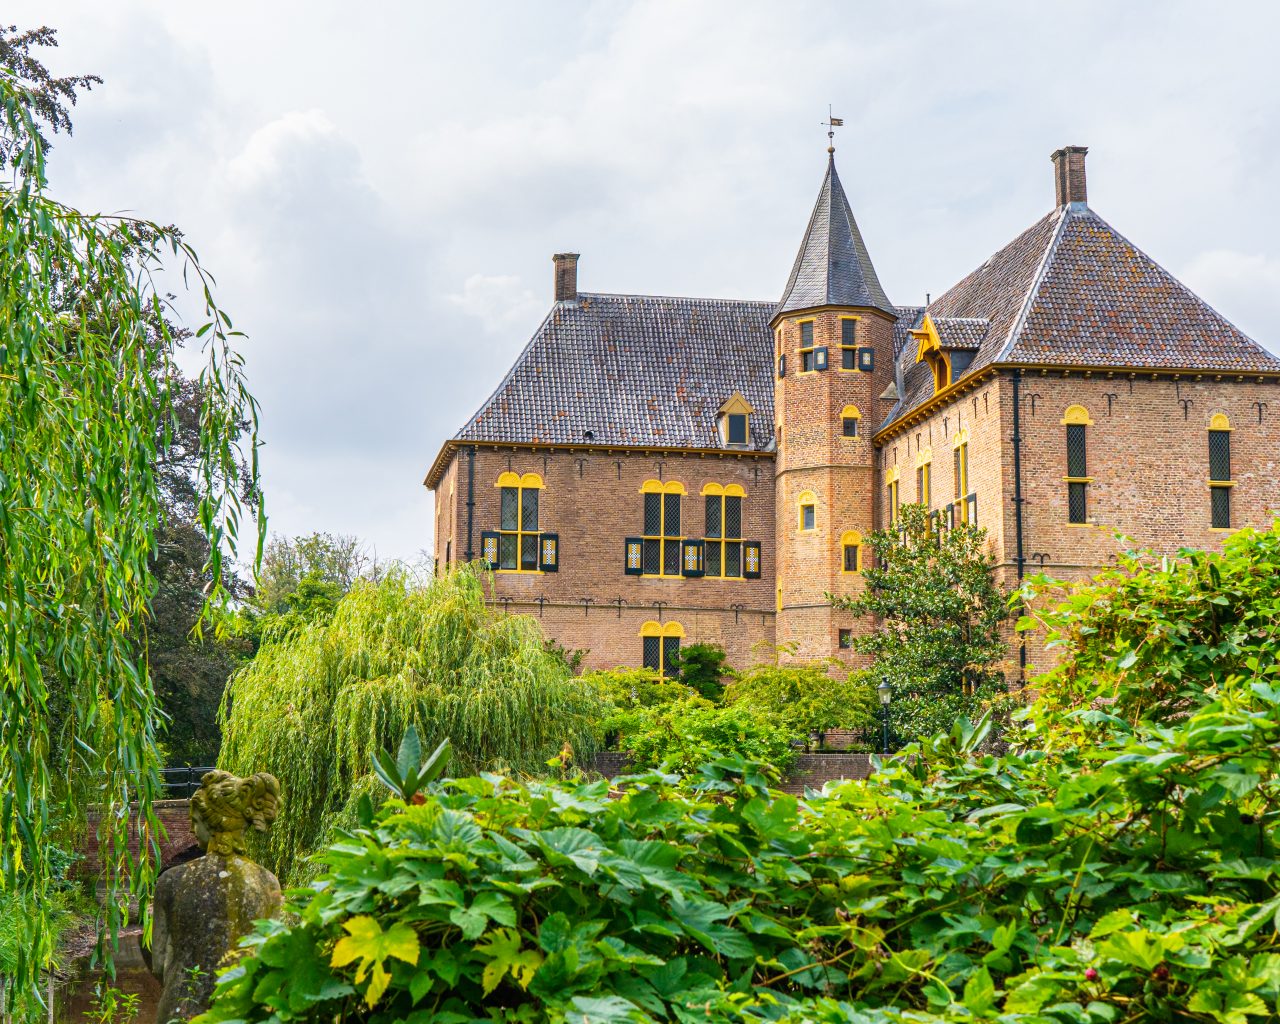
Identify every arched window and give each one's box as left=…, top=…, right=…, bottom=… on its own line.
left=702, top=483, right=746, bottom=577
left=797, top=490, right=817, bottom=532
left=840, top=404, right=861, bottom=438
left=640, top=621, right=684, bottom=677
left=841, top=530, right=863, bottom=573
left=885, top=467, right=900, bottom=525
left=1061, top=406, right=1092, bottom=525
left=915, top=447, right=932, bottom=507
left=1208, top=413, right=1232, bottom=529
left=485, top=472, right=550, bottom=572
left=639, top=480, right=685, bottom=577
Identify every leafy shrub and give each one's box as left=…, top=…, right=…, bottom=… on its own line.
left=723, top=662, right=876, bottom=739
left=206, top=680, right=1280, bottom=1024
left=622, top=700, right=796, bottom=775
left=667, top=642, right=729, bottom=701
left=1021, top=521, right=1280, bottom=727
left=579, top=667, right=694, bottom=710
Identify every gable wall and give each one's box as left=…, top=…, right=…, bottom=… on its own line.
left=433, top=446, right=777, bottom=672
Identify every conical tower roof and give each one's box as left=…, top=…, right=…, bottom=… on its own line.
left=776, top=154, right=894, bottom=318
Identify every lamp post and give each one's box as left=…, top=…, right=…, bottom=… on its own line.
left=877, top=677, right=892, bottom=756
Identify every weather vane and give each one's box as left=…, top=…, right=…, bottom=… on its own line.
left=822, top=105, right=843, bottom=154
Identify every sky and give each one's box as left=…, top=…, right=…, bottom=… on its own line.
left=16, top=0, right=1280, bottom=563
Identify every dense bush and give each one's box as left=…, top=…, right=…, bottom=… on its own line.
left=723, top=662, right=876, bottom=740
left=205, top=674, right=1280, bottom=1023
left=1020, top=521, right=1280, bottom=727
left=620, top=699, right=797, bottom=775
left=668, top=643, right=729, bottom=701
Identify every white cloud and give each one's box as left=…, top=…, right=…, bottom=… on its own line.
left=446, top=274, right=543, bottom=335
left=1181, top=250, right=1280, bottom=354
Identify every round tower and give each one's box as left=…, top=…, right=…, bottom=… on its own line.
left=773, top=152, right=896, bottom=662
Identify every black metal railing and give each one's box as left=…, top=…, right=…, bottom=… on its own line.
left=160, top=765, right=215, bottom=799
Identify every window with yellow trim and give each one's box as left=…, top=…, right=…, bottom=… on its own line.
left=840, top=404, right=861, bottom=438
left=494, top=472, right=544, bottom=571
left=839, top=317, right=858, bottom=370
left=916, top=462, right=930, bottom=506
left=798, top=490, right=816, bottom=532
left=885, top=467, right=900, bottom=525
left=1061, top=406, right=1092, bottom=525
left=951, top=430, right=974, bottom=526
left=640, top=620, right=684, bottom=676
left=841, top=530, right=863, bottom=573
left=798, top=320, right=816, bottom=372
left=641, top=480, right=684, bottom=577
left=703, top=483, right=745, bottom=577
left=1209, top=413, right=1232, bottom=529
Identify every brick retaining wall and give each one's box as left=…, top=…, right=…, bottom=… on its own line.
left=81, top=799, right=199, bottom=876
left=589, top=751, right=875, bottom=793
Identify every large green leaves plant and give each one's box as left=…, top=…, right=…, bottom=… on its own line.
left=204, top=677, right=1280, bottom=1023
left=0, top=64, right=259, bottom=1003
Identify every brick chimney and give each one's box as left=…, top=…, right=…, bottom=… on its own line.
left=1051, top=146, right=1088, bottom=207
left=552, top=252, right=580, bottom=302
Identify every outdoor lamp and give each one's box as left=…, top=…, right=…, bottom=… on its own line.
left=877, top=677, right=892, bottom=756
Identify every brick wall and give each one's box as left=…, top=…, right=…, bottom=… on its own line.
left=774, top=307, right=896, bottom=661
left=80, top=799, right=199, bottom=876
left=434, top=446, right=777, bottom=672
left=588, top=751, right=875, bottom=793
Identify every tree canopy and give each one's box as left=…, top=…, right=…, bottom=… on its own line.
left=0, top=27, right=260, bottom=1000
left=217, top=566, right=606, bottom=885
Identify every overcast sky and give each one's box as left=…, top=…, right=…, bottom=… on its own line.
left=18, top=1, right=1280, bottom=562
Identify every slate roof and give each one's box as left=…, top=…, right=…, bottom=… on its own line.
left=453, top=292, right=776, bottom=451
left=776, top=155, right=895, bottom=317
left=883, top=203, right=1280, bottom=429
left=933, top=317, right=990, bottom=350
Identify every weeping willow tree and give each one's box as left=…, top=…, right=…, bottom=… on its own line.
left=218, top=565, right=604, bottom=884
left=0, top=47, right=260, bottom=1008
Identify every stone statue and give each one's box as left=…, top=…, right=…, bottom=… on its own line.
left=149, top=770, right=283, bottom=1022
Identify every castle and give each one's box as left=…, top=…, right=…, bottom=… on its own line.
left=426, top=145, right=1280, bottom=678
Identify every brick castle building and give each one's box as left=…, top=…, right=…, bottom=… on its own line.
left=426, top=145, right=1280, bottom=678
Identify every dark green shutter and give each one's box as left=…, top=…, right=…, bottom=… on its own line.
left=539, top=533, right=559, bottom=572
left=681, top=539, right=705, bottom=577
left=814, top=346, right=829, bottom=371
left=480, top=531, right=500, bottom=571
left=624, top=537, right=643, bottom=575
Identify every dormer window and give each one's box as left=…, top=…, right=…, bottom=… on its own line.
left=717, top=392, right=754, bottom=448
left=913, top=316, right=951, bottom=394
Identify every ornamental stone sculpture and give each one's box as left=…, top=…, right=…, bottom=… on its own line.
left=149, top=770, right=283, bottom=1022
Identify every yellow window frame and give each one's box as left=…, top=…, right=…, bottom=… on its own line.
left=701, top=483, right=746, bottom=578
left=838, top=316, right=860, bottom=371
left=494, top=472, right=545, bottom=573
left=797, top=319, right=817, bottom=373
left=841, top=530, right=863, bottom=573
left=797, top=489, right=817, bottom=532
left=640, top=480, right=686, bottom=578
left=640, top=620, right=685, bottom=677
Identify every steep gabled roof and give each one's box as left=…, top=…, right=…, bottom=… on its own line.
left=776, top=155, right=894, bottom=317
left=452, top=292, right=776, bottom=452
left=883, top=203, right=1280, bottom=430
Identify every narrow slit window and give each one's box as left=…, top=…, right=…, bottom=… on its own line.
left=799, top=321, right=815, bottom=372
left=1209, top=419, right=1232, bottom=529
left=1062, top=408, right=1091, bottom=525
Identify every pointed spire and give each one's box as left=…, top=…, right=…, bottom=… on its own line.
left=776, top=155, right=893, bottom=317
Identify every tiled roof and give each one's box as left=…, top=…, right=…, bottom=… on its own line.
left=883, top=203, right=1280, bottom=429
left=933, top=317, right=989, bottom=350
left=776, top=155, right=895, bottom=317
left=454, top=292, right=776, bottom=450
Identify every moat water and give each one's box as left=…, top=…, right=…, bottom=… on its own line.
left=56, top=933, right=160, bottom=1024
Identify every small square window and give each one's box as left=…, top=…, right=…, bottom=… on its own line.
left=841, top=347, right=856, bottom=370
left=838, top=629, right=853, bottom=649
left=842, top=416, right=858, bottom=438
left=801, top=504, right=815, bottom=531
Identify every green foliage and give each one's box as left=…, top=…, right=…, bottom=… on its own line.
left=204, top=673, right=1280, bottom=1024
left=832, top=503, right=1011, bottom=740
left=216, top=566, right=606, bottom=884
left=668, top=642, right=729, bottom=701
left=0, top=31, right=259, bottom=1000
left=371, top=727, right=451, bottom=803
left=724, top=662, right=877, bottom=739
left=1020, top=521, right=1280, bottom=729
left=621, top=700, right=796, bottom=775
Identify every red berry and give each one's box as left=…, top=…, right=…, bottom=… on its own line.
left=1085, top=968, right=1099, bottom=981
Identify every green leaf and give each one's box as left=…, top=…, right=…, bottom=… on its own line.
left=963, top=965, right=998, bottom=1015
left=396, top=725, right=422, bottom=788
